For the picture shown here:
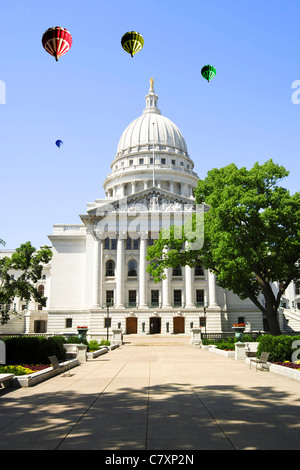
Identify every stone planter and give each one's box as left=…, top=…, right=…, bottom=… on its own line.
left=232, top=326, right=245, bottom=342
left=77, top=327, right=88, bottom=341
left=86, top=347, right=109, bottom=359
left=190, top=327, right=201, bottom=346
left=13, top=359, right=79, bottom=387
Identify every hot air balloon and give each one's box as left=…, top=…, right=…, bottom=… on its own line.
left=42, top=27, right=72, bottom=61
left=201, top=65, right=217, bottom=82
left=121, top=31, right=144, bottom=57
left=55, top=140, right=63, bottom=148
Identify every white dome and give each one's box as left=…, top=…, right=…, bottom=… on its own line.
left=116, top=85, right=188, bottom=158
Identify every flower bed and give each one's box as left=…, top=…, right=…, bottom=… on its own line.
left=272, top=361, right=300, bottom=370
left=0, top=364, right=50, bottom=376
left=14, top=358, right=79, bottom=387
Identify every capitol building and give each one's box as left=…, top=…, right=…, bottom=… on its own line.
left=2, top=80, right=300, bottom=338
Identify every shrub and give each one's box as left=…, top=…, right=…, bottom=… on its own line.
left=257, top=335, right=300, bottom=362
left=66, top=335, right=88, bottom=346
left=88, top=340, right=100, bottom=351
left=3, top=336, right=67, bottom=365
left=100, top=339, right=110, bottom=346
left=216, top=342, right=235, bottom=351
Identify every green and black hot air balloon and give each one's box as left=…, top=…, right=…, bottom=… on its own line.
left=201, top=65, right=217, bottom=82
left=121, top=31, right=144, bottom=57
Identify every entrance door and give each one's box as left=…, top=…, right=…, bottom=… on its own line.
left=173, top=316, right=185, bottom=334
left=126, top=317, right=137, bottom=334
left=150, top=317, right=161, bottom=334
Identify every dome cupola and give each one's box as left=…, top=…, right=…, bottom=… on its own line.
left=116, top=78, right=188, bottom=158
left=103, top=79, right=198, bottom=199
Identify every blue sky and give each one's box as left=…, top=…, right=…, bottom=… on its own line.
left=1, top=0, right=299, bottom=249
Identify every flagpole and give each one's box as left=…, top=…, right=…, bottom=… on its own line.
left=152, top=121, right=155, bottom=186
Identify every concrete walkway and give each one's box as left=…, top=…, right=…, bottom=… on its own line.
left=1, top=335, right=300, bottom=450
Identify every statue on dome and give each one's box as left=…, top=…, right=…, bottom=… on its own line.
left=150, top=77, right=155, bottom=90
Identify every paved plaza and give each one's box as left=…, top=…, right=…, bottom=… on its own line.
left=1, top=335, right=300, bottom=450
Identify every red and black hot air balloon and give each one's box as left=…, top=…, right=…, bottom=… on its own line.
left=42, top=27, right=72, bottom=61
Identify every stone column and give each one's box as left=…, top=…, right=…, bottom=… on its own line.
left=162, top=268, right=171, bottom=307
left=93, top=238, right=100, bottom=307
left=185, top=242, right=194, bottom=307
left=139, top=233, right=148, bottom=308
left=208, top=270, right=218, bottom=307
left=116, top=235, right=125, bottom=308
left=99, top=239, right=104, bottom=307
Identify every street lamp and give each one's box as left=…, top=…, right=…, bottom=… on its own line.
left=106, top=303, right=110, bottom=341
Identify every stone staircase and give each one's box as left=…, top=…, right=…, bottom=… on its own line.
left=123, top=334, right=191, bottom=346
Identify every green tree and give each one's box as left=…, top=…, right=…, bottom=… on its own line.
left=146, top=160, right=300, bottom=336
left=0, top=241, right=52, bottom=324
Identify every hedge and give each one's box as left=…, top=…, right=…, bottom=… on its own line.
left=2, top=336, right=67, bottom=365
left=257, top=335, right=300, bottom=362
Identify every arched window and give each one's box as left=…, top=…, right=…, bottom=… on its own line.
left=106, top=260, right=115, bottom=277
left=38, top=285, right=44, bottom=295
left=128, top=260, right=137, bottom=277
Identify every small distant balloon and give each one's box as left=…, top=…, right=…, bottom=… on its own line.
left=201, top=65, right=217, bottom=82
left=42, top=27, right=72, bottom=61
left=121, top=31, right=144, bottom=57
left=55, top=140, right=63, bottom=148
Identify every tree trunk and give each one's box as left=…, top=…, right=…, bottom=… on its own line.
left=265, top=304, right=282, bottom=336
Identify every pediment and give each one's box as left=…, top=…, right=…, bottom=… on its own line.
left=86, top=186, right=196, bottom=217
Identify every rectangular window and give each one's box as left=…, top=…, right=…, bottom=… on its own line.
left=128, top=290, right=137, bottom=307
left=172, top=266, right=182, bottom=277
left=111, top=239, right=117, bottom=250
left=106, top=290, right=114, bottom=306
left=195, top=265, right=204, bottom=276
left=104, top=317, right=112, bottom=328
left=150, top=157, right=153, bottom=164
left=295, top=281, right=300, bottom=296
left=151, top=290, right=159, bottom=307
left=126, top=238, right=132, bottom=249
left=161, top=158, right=166, bottom=164
left=200, top=317, right=206, bottom=327
left=104, top=238, right=110, bottom=250
left=196, top=290, right=204, bottom=306
left=66, top=318, right=73, bottom=328
left=133, top=238, right=139, bottom=250
left=129, top=160, right=133, bottom=166
left=172, top=159, right=176, bottom=165
left=173, top=290, right=182, bottom=307
left=139, top=158, right=144, bottom=164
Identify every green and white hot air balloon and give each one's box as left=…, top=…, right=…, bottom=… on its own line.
left=201, top=65, right=217, bottom=82
left=121, top=31, right=144, bottom=57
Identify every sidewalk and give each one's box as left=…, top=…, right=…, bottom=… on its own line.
left=1, top=335, right=300, bottom=450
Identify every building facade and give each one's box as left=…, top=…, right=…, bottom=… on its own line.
left=1, top=81, right=300, bottom=338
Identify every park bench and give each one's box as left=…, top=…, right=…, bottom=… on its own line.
left=48, top=355, right=70, bottom=376
left=250, top=351, right=270, bottom=371
left=0, top=373, right=14, bottom=389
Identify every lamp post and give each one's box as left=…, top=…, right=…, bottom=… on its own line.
left=106, top=303, right=110, bottom=341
